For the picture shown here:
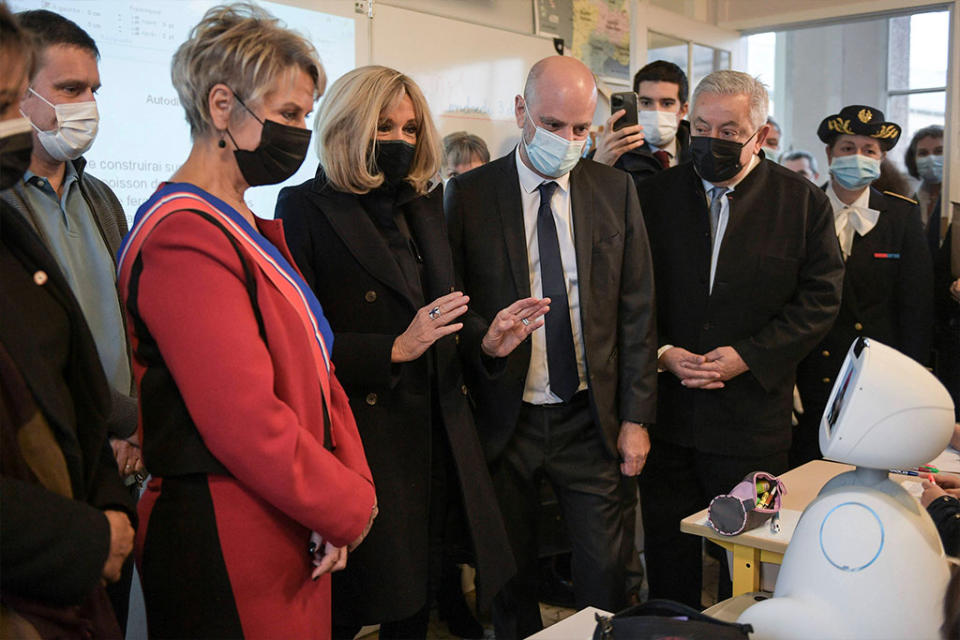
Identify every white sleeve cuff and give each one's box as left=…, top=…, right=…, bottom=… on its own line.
left=656, top=344, right=674, bottom=373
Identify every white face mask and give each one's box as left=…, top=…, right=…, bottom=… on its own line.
left=916, top=154, right=943, bottom=184
left=522, top=113, right=585, bottom=178
left=636, top=109, right=678, bottom=148
left=26, top=88, right=99, bottom=162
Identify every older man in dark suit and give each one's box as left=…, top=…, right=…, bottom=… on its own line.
left=634, top=70, right=844, bottom=609
left=445, top=56, right=658, bottom=639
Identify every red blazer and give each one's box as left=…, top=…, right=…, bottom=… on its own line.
left=126, top=209, right=375, bottom=639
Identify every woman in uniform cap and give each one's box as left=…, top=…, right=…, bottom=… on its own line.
left=791, top=105, right=934, bottom=466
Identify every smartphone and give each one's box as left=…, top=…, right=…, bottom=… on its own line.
left=610, top=92, right=639, bottom=131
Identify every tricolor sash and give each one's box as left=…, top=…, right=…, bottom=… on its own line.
left=117, top=183, right=336, bottom=445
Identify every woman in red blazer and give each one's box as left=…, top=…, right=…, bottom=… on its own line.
left=116, top=6, right=376, bottom=639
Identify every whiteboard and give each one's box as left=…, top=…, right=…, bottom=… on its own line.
left=9, top=0, right=364, bottom=222
left=371, top=4, right=556, bottom=159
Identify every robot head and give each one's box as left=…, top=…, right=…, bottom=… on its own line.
left=819, top=338, right=955, bottom=469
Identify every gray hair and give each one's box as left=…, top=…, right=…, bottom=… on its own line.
left=782, top=150, right=819, bottom=174
left=692, top=70, right=769, bottom=132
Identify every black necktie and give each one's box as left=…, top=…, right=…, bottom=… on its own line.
left=536, top=181, right=579, bottom=402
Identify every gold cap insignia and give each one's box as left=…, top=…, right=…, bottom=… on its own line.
left=873, top=124, right=899, bottom=139
left=857, top=108, right=873, bottom=123
left=827, top=118, right=854, bottom=135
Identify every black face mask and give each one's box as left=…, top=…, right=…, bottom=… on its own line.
left=0, top=125, right=34, bottom=191
left=690, top=130, right=758, bottom=183
left=227, top=92, right=312, bottom=187
left=374, top=140, right=416, bottom=186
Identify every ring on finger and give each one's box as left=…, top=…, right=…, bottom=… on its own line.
left=428, top=306, right=442, bottom=320
left=521, top=317, right=530, bottom=326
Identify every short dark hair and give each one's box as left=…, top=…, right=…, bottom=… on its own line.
left=633, top=60, right=688, bottom=104
left=903, top=124, right=944, bottom=179
left=15, top=9, right=99, bottom=71
left=782, top=150, right=818, bottom=174
left=0, top=2, right=35, bottom=78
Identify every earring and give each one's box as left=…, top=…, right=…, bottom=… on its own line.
left=218, top=132, right=226, bottom=149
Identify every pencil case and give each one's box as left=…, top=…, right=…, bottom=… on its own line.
left=707, top=471, right=786, bottom=536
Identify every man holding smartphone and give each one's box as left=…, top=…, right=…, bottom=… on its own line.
left=591, top=60, right=692, bottom=192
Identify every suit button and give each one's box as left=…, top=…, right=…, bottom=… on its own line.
left=461, top=384, right=469, bottom=395
left=854, top=322, right=863, bottom=331
left=365, top=290, right=377, bottom=303
left=365, top=393, right=377, bottom=405
left=821, top=350, right=830, bottom=357
left=454, top=334, right=461, bottom=345
left=822, top=377, right=831, bottom=384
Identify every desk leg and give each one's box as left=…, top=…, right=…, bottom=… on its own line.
left=731, top=544, right=761, bottom=596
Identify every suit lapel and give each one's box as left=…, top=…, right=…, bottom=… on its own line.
left=310, top=185, right=417, bottom=310
left=496, top=153, right=531, bottom=299
left=404, top=187, right=453, bottom=301
left=569, top=161, right=594, bottom=313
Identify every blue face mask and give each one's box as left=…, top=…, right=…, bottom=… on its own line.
left=522, top=114, right=586, bottom=178
left=916, top=154, right=943, bottom=184
left=829, top=153, right=881, bottom=190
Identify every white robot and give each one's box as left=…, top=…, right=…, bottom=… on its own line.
left=739, top=337, right=956, bottom=639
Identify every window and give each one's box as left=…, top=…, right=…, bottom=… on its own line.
left=648, top=31, right=688, bottom=76
left=887, top=10, right=948, bottom=171
left=646, top=31, right=730, bottom=96
left=745, top=32, right=777, bottom=118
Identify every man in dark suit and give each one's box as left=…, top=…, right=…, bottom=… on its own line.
left=634, top=70, right=844, bottom=608
left=446, top=56, right=657, bottom=639
left=792, top=105, right=933, bottom=467
left=590, top=60, right=692, bottom=193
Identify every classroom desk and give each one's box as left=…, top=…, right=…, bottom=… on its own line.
left=680, top=460, right=855, bottom=596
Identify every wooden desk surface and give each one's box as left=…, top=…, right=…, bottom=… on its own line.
left=679, top=460, right=854, bottom=555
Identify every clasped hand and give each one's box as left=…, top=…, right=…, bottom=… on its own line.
left=660, top=345, right=748, bottom=389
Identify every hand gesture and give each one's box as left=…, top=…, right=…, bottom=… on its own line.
left=101, top=510, right=134, bottom=583
left=592, top=110, right=645, bottom=166
left=392, top=292, right=469, bottom=363
left=618, top=421, right=650, bottom=476
left=110, top=435, right=144, bottom=478
left=481, top=297, right=550, bottom=358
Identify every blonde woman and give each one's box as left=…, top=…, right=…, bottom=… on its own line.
left=116, top=5, right=376, bottom=638
left=276, top=66, right=545, bottom=639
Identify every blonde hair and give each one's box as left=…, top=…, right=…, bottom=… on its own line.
left=314, top=65, right=442, bottom=195
left=172, top=2, right=324, bottom=139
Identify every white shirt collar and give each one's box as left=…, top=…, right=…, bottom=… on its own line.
left=515, top=145, right=571, bottom=194
left=826, top=182, right=880, bottom=258
left=826, top=180, right=874, bottom=213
